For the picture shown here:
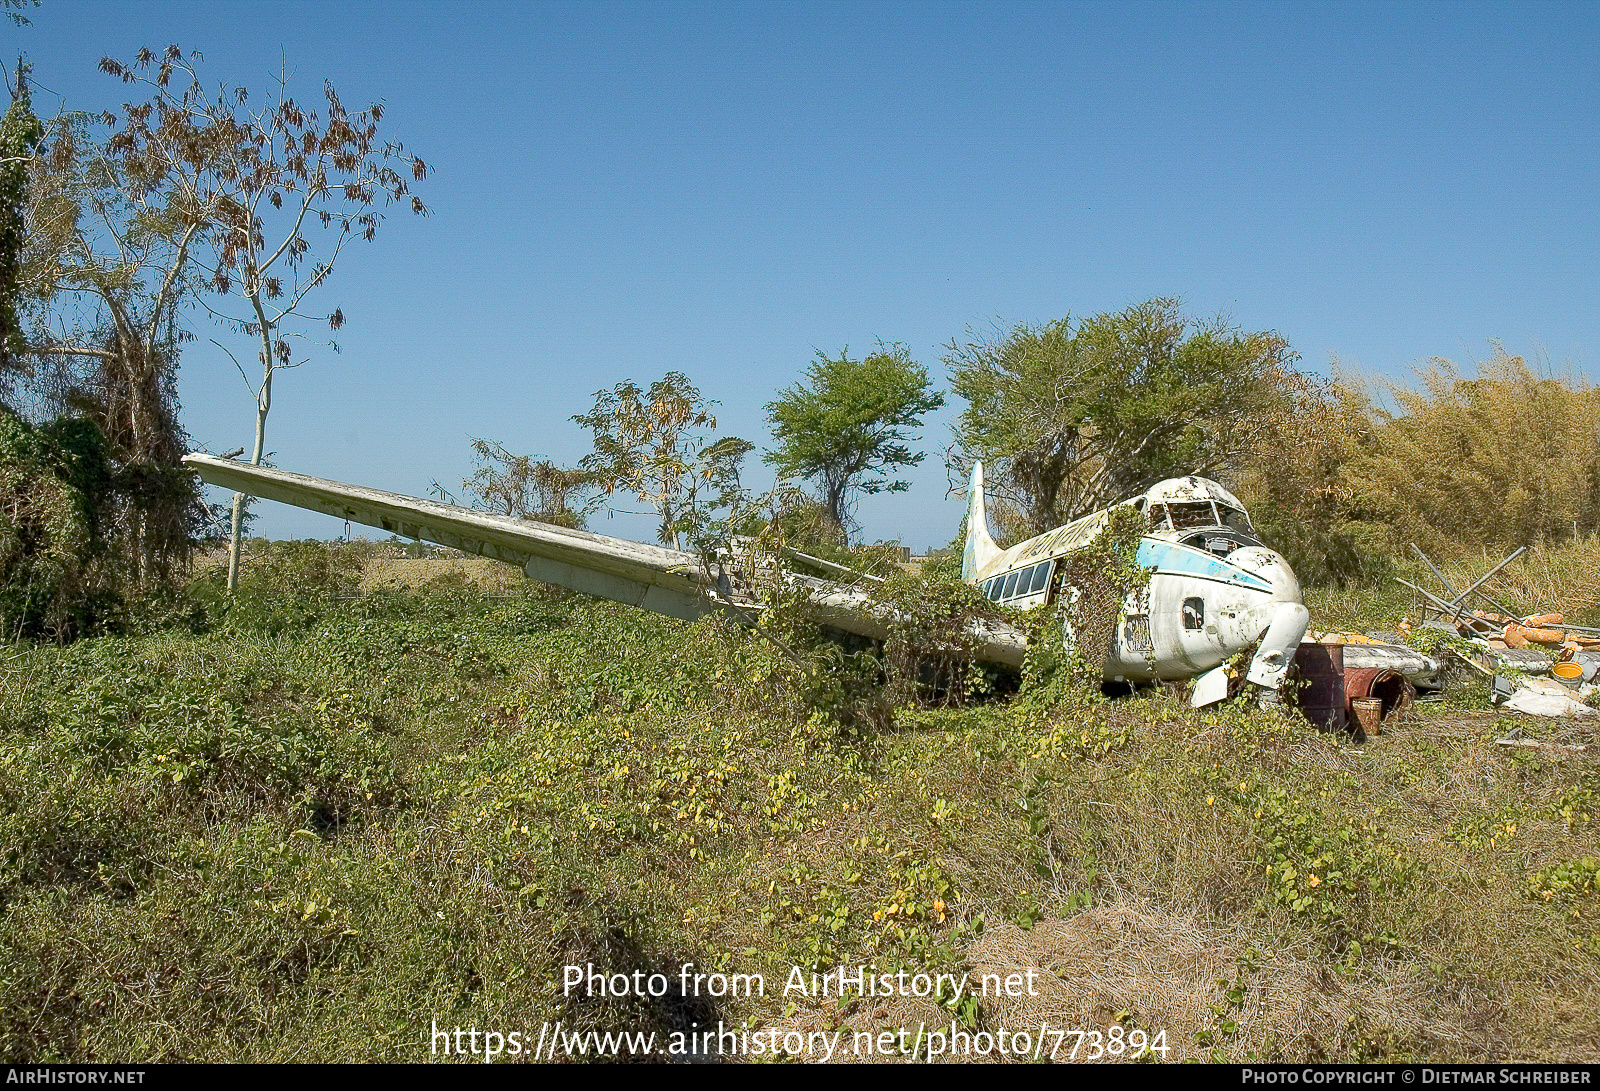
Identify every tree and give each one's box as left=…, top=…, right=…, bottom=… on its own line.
left=456, top=438, right=594, bottom=529
left=948, top=299, right=1292, bottom=537
left=19, top=90, right=207, bottom=584
left=35, top=46, right=430, bottom=591
left=763, top=345, right=943, bottom=545
left=1229, top=365, right=1388, bottom=585
left=2, top=3, right=38, bottom=28
left=0, top=57, right=41, bottom=389
left=572, top=372, right=752, bottom=551
left=0, top=54, right=210, bottom=598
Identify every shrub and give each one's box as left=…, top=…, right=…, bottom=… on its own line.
left=0, top=412, right=120, bottom=639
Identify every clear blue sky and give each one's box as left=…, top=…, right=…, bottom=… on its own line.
left=15, top=1, right=1599, bottom=549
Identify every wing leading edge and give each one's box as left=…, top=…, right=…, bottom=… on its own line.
left=182, top=454, right=1027, bottom=667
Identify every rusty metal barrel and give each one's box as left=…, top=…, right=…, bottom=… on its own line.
left=1343, top=666, right=1415, bottom=727
left=1290, top=643, right=1348, bottom=736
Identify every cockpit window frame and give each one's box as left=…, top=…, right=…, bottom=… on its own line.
left=1149, top=500, right=1256, bottom=536
left=1151, top=501, right=1222, bottom=531
left=1217, top=505, right=1255, bottom=534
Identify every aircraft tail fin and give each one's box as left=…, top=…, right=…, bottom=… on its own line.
left=961, top=461, right=1002, bottom=582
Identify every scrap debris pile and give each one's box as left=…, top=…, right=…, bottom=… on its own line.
left=1288, top=544, right=1598, bottom=742
left=1402, top=543, right=1598, bottom=721
left=1432, top=603, right=1600, bottom=720
left=1465, top=610, right=1600, bottom=655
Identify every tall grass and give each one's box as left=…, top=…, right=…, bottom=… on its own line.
left=1436, top=537, right=1600, bottom=625
left=1352, top=349, right=1600, bottom=558
left=1297, top=536, right=1600, bottom=633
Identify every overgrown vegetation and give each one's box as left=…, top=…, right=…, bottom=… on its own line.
left=1, top=38, right=1592, bottom=1063
left=1230, top=345, right=1600, bottom=585
left=1230, top=369, right=1392, bottom=587
left=0, top=410, right=117, bottom=639
left=2, top=545, right=1595, bottom=1062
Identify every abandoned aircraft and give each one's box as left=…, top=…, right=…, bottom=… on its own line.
left=182, top=454, right=1308, bottom=705
left=959, top=462, right=1308, bottom=705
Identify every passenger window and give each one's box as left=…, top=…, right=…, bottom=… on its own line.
left=1030, top=561, right=1051, bottom=594
left=1182, top=597, right=1205, bottom=631
left=1001, top=571, right=1020, bottom=599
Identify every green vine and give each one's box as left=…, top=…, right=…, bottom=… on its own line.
left=1022, top=505, right=1153, bottom=699
left=0, top=412, right=122, bottom=640
left=876, top=568, right=1007, bottom=708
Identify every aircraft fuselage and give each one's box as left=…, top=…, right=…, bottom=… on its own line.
left=961, top=467, right=1309, bottom=694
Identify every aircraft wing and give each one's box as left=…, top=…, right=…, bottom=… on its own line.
left=182, top=454, right=1027, bottom=667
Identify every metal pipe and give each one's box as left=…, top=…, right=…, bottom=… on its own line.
left=1446, top=546, right=1527, bottom=612
left=1410, top=542, right=1460, bottom=601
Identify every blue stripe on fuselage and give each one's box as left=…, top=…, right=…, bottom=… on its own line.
left=1136, top=539, right=1274, bottom=592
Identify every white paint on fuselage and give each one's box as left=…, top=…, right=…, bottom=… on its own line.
left=962, top=469, right=1307, bottom=685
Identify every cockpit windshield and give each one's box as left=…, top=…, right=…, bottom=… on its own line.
left=1151, top=502, right=1221, bottom=531
left=1149, top=501, right=1256, bottom=535
left=1218, top=506, right=1254, bottom=534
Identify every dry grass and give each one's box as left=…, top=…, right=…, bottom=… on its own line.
left=764, top=991, right=958, bottom=1064
left=188, top=544, right=525, bottom=596
left=1298, top=532, right=1600, bottom=634
left=188, top=545, right=231, bottom=575
left=969, top=900, right=1503, bottom=1063
left=748, top=701, right=1600, bottom=1064
left=1437, top=537, right=1600, bottom=622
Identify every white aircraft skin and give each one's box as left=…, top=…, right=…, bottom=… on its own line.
left=179, top=453, right=1032, bottom=663
left=181, top=454, right=1307, bottom=701
left=959, top=462, right=1310, bottom=702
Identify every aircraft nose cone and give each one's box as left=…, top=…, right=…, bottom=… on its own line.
left=1229, top=546, right=1303, bottom=604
